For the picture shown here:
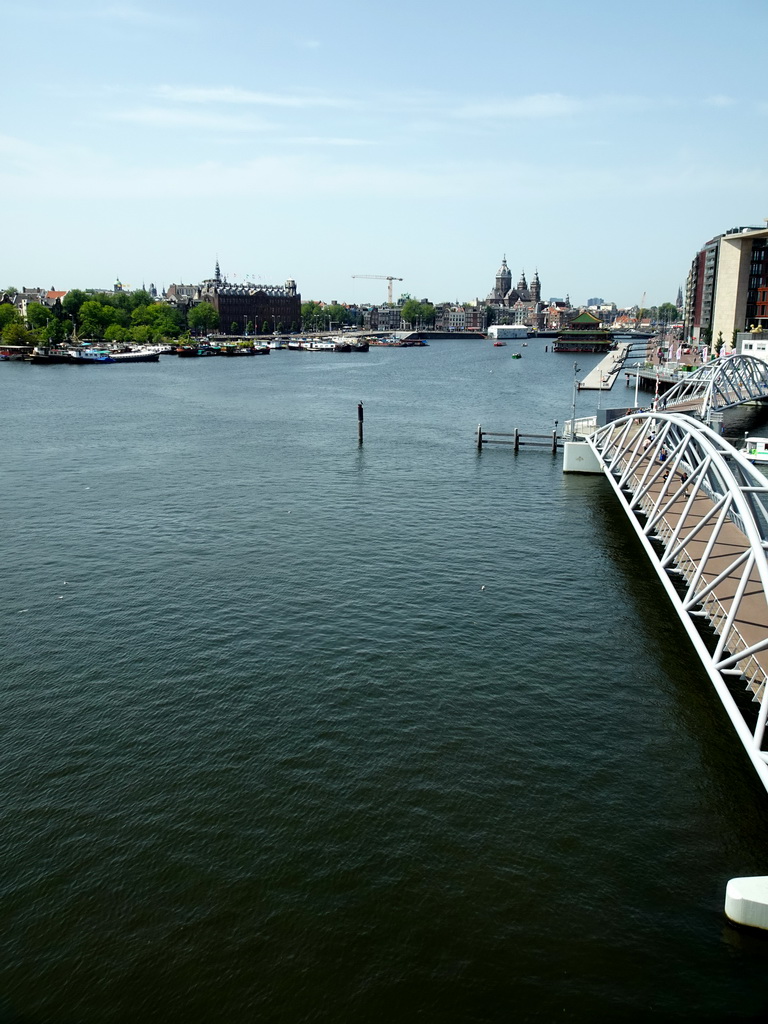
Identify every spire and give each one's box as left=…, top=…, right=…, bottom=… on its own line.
left=215, top=259, right=221, bottom=285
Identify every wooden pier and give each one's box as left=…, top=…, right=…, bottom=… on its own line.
left=476, top=426, right=561, bottom=453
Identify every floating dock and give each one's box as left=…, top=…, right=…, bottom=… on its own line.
left=577, top=343, right=632, bottom=391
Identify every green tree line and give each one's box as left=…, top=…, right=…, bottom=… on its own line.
left=0, top=291, right=226, bottom=346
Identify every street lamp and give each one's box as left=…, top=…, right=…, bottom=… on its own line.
left=571, top=362, right=581, bottom=439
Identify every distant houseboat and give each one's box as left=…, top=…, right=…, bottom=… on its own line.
left=553, top=310, right=614, bottom=353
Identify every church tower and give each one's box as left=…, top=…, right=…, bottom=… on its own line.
left=495, top=257, right=512, bottom=300
left=530, top=270, right=541, bottom=304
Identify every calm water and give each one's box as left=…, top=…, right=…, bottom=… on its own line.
left=2, top=341, right=768, bottom=1023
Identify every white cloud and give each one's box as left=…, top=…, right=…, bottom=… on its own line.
left=454, top=93, right=584, bottom=119
left=109, top=107, right=274, bottom=132
left=94, top=3, right=179, bottom=27
left=279, top=136, right=373, bottom=147
left=452, top=92, right=663, bottom=120
left=705, top=95, right=736, bottom=108
left=154, top=85, right=353, bottom=109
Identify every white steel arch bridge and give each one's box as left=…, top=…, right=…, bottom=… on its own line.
left=588, top=411, right=768, bottom=792
left=656, top=353, right=768, bottom=422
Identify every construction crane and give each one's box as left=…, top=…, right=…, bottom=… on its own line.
left=352, top=274, right=403, bottom=304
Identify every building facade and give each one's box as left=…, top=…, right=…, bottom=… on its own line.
left=684, top=225, right=768, bottom=348
left=168, top=262, right=301, bottom=334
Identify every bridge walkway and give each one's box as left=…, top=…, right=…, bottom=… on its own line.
left=610, top=427, right=768, bottom=703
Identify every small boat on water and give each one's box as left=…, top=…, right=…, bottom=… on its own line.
left=68, top=348, right=114, bottom=363
left=29, top=347, right=73, bottom=364
left=493, top=341, right=507, bottom=347
left=739, top=437, right=768, bottom=464
left=511, top=353, right=522, bottom=359
left=110, top=347, right=160, bottom=362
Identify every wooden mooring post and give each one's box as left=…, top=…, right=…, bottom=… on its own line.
left=357, top=401, right=364, bottom=444
left=476, top=425, right=561, bottom=453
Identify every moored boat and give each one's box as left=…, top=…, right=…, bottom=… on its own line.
left=739, top=437, right=768, bottom=464
left=109, top=347, right=160, bottom=362
left=68, top=348, right=114, bottom=363
left=29, top=347, right=73, bottom=364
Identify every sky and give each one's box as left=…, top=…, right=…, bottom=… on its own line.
left=2, top=0, right=767, bottom=308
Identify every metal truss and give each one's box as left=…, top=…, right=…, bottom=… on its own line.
left=657, top=354, right=768, bottom=420
left=589, top=411, right=768, bottom=792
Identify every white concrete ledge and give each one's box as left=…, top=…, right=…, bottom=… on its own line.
left=725, top=876, right=768, bottom=930
left=563, top=441, right=602, bottom=474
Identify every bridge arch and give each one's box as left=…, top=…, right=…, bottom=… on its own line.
left=588, top=411, right=768, bottom=791
left=657, top=353, right=768, bottom=421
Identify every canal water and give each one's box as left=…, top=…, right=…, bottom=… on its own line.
left=2, top=341, right=768, bottom=1023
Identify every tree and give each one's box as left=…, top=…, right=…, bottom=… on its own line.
left=26, top=303, right=51, bottom=330
left=0, top=304, right=21, bottom=331
left=301, top=301, right=324, bottom=330
left=79, top=300, right=119, bottom=339
left=401, top=299, right=434, bottom=327
left=130, top=325, right=153, bottom=345
left=62, top=289, right=89, bottom=323
left=324, top=303, right=348, bottom=327
left=2, top=322, right=32, bottom=345
left=400, top=298, right=421, bottom=326
left=104, top=324, right=129, bottom=344
left=420, top=302, right=435, bottom=326
left=658, top=302, right=678, bottom=323
left=262, top=320, right=270, bottom=334
left=44, top=319, right=68, bottom=344
left=188, top=302, right=220, bottom=335
left=715, top=331, right=724, bottom=355
left=130, top=303, right=182, bottom=338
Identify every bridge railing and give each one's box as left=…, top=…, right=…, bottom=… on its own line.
left=659, top=353, right=768, bottom=421
left=587, top=410, right=768, bottom=792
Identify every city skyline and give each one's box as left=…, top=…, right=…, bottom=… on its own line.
left=2, top=0, right=767, bottom=307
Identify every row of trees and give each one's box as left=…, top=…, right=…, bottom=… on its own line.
left=0, top=290, right=225, bottom=346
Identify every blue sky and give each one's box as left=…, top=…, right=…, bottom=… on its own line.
left=2, top=0, right=767, bottom=307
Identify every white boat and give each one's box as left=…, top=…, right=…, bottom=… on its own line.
left=739, top=437, right=768, bottom=464
left=68, top=348, right=114, bottom=363
left=109, top=346, right=160, bottom=362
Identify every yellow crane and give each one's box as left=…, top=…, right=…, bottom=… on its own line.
left=352, top=274, right=404, bottom=304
